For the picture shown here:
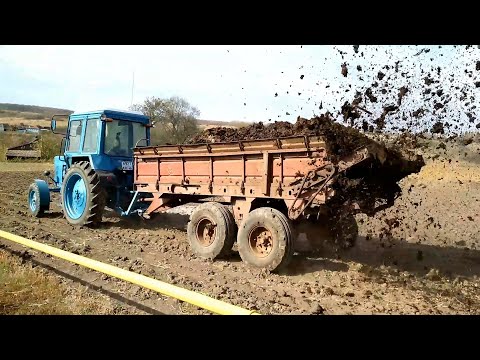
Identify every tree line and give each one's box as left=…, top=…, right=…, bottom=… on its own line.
left=130, top=96, right=200, bottom=145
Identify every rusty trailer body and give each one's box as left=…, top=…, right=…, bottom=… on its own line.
left=134, top=135, right=368, bottom=221
left=132, top=135, right=370, bottom=271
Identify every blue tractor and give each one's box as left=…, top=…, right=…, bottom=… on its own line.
left=27, top=109, right=151, bottom=226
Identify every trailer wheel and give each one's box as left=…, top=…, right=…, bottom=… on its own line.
left=218, top=205, right=237, bottom=248
left=61, top=161, right=106, bottom=227
left=187, top=202, right=236, bottom=259
left=237, top=207, right=294, bottom=272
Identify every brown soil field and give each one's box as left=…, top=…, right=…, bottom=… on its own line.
left=1, top=137, right=479, bottom=314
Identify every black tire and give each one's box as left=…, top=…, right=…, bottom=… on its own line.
left=237, top=207, right=294, bottom=272
left=61, top=161, right=106, bottom=226
left=218, top=204, right=237, bottom=255
left=28, top=182, right=47, bottom=217
left=187, top=202, right=236, bottom=259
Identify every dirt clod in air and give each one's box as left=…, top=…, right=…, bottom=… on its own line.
left=375, top=105, right=399, bottom=130
left=431, top=121, right=445, bottom=134
left=412, top=108, right=425, bottom=118
left=365, top=88, right=377, bottom=103
left=424, top=76, right=434, bottom=86
left=397, top=86, right=409, bottom=106
left=341, top=102, right=361, bottom=125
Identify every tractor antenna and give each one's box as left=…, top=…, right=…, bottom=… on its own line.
left=130, top=71, right=135, bottom=108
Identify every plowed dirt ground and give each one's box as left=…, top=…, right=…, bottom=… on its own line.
left=1, top=137, right=479, bottom=315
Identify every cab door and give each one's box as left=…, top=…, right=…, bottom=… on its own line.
left=65, top=118, right=85, bottom=166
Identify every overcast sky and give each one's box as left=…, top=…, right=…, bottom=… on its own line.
left=0, top=45, right=478, bottom=129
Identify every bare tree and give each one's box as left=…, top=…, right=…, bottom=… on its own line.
left=130, top=96, right=200, bottom=145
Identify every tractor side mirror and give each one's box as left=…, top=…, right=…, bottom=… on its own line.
left=50, top=114, right=68, bottom=135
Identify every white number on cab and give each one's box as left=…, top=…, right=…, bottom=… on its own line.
left=121, top=161, right=133, bottom=170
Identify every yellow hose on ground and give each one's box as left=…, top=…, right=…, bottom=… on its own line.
left=0, top=229, right=260, bottom=315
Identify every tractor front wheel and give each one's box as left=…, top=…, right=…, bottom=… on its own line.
left=28, top=180, right=50, bottom=217
left=61, top=161, right=105, bottom=226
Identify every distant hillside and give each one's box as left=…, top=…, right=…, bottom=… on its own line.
left=197, top=119, right=249, bottom=128
left=0, top=103, right=73, bottom=118
left=0, top=103, right=249, bottom=130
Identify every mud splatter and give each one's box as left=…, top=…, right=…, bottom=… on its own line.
left=341, top=63, right=348, bottom=77
left=431, top=121, right=445, bottom=134
left=397, top=86, right=409, bottom=106
left=365, top=88, right=377, bottom=103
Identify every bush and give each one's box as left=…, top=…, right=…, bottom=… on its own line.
left=39, top=133, right=63, bottom=161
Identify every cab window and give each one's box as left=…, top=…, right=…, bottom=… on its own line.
left=67, top=120, right=82, bottom=152
left=83, top=119, right=100, bottom=153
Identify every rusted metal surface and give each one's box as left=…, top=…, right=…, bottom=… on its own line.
left=143, top=196, right=171, bottom=217
left=134, top=135, right=371, bottom=222
left=232, top=198, right=253, bottom=224
left=5, top=137, right=41, bottom=160
left=196, top=217, right=216, bottom=247
left=287, top=166, right=336, bottom=220
left=249, top=226, right=274, bottom=258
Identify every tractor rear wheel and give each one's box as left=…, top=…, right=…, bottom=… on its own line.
left=61, top=161, right=106, bottom=226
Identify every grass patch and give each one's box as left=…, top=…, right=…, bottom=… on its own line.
left=0, top=250, right=123, bottom=315
left=0, top=251, right=71, bottom=314
left=0, top=162, right=52, bottom=172
left=0, top=118, right=52, bottom=128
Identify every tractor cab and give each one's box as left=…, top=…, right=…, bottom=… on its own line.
left=28, top=109, right=151, bottom=226
left=51, top=109, right=151, bottom=185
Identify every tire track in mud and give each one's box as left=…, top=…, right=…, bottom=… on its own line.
left=1, top=170, right=480, bottom=314
left=0, top=185, right=204, bottom=314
